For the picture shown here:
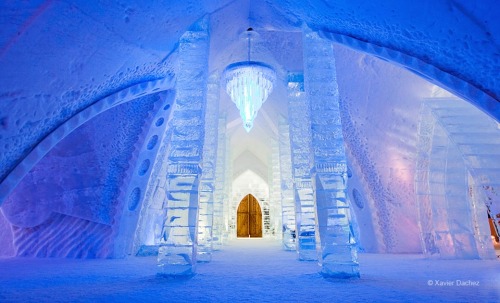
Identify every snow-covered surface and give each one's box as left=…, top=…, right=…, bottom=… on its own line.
left=0, top=238, right=498, bottom=302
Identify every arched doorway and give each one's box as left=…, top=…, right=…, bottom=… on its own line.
left=237, top=194, right=262, bottom=238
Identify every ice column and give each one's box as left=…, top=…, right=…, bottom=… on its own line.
left=279, top=119, right=296, bottom=250
left=415, top=104, right=439, bottom=255
left=213, top=115, right=227, bottom=250
left=262, top=192, right=272, bottom=237
left=222, top=140, right=232, bottom=243
left=287, top=73, right=317, bottom=261
left=157, top=19, right=209, bottom=277
left=270, top=140, right=283, bottom=238
left=303, top=30, right=359, bottom=278
left=197, top=74, right=220, bottom=262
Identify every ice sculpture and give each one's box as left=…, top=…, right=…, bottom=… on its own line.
left=223, top=30, right=276, bottom=132
left=197, top=73, right=220, bottom=262
left=212, top=115, right=228, bottom=250
left=416, top=98, right=497, bottom=259
left=303, top=30, right=359, bottom=278
left=287, top=73, right=317, bottom=261
left=224, top=62, right=276, bottom=132
left=279, top=119, right=296, bottom=250
left=157, top=19, right=209, bottom=277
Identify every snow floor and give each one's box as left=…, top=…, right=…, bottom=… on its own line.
left=0, top=238, right=499, bottom=303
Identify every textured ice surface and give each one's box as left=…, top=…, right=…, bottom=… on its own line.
left=287, top=73, right=317, bottom=261
left=1, top=0, right=499, bottom=192
left=132, top=93, right=175, bottom=256
left=278, top=120, right=296, bottom=250
left=416, top=98, right=498, bottom=260
left=157, top=20, right=209, bottom=276
left=335, top=44, right=430, bottom=253
left=1, top=0, right=498, bottom=184
left=303, top=31, right=359, bottom=277
left=212, top=116, right=228, bottom=250
left=197, top=73, right=220, bottom=262
left=1, top=96, right=158, bottom=258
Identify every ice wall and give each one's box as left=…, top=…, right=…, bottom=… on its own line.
left=0, top=210, right=14, bottom=257
left=0, top=94, right=160, bottom=257
left=115, top=91, right=175, bottom=258
left=277, top=0, right=500, bottom=117
left=335, top=44, right=430, bottom=253
left=133, top=96, right=176, bottom=256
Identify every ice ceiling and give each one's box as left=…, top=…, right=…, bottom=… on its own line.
left=0, top=0, right=499, bottom=264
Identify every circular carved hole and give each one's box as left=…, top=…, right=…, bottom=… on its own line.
left=128, top=187, right=141, bottom=211
left=138, top=159, right=150, bottom=176
left=352, top=188, right=365, bottom=209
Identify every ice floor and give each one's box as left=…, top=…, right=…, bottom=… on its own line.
left=0, top=238, right=499, bottom=303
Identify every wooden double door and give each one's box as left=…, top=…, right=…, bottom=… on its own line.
left=237, top=194, right=262, bottom=237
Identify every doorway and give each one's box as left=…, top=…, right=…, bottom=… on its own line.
left=237, top=194, right=262, bottom=237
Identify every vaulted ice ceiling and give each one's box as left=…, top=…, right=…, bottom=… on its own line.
left=1, top=0, right=499, bottom=188
left=0, top=0, right=499, bottom=257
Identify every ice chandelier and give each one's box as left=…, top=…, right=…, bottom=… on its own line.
left=223, top=29, right=276, bottom=132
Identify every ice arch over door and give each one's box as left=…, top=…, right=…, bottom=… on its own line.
left=237, top=194, right=263, bottom=238
left=231, top=170, right=271, bottom=238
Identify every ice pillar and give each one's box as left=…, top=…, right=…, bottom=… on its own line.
left=270, top=140, right=283, bottom=239
left=287, top=73, right=317, bottom=261
left=303, top=30, right=359, bottom=278
left=222, top=138, right=232, bottom=243
left=213, top=115, right=227, bottom=250
left=279, top=119, right=296, bottom=250
left=197, top=74, right=220, bottom=262
left=157, top=19, right=209, bottom=277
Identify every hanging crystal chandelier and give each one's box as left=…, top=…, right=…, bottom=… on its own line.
left=223, top=29, right=276, bottom=132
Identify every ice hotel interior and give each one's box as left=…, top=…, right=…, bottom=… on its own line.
left=0, top=1, right=499, bottom=302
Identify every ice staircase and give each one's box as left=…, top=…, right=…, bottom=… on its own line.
left=416, top=98, right=499, bottom=259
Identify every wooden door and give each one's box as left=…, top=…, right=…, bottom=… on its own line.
left=237, top=194, right=262, bottom=237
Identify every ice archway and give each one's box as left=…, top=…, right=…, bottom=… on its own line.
left=0, top=0, right=499, bottom=275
